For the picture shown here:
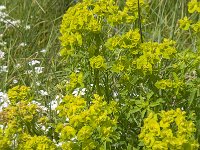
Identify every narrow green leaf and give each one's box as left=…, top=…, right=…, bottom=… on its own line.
left=188, top=88, right=197, bottom=107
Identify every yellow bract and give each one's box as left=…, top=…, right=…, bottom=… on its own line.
left=105, top=29, right=141, bottom=51
left=7, top=85, right=32, bottom=104
left=19, top=134, right=56, bottom=150
left=139, top=109, right=199, bottom=149
left=188, top=0, right=200, bottom=13
left=192, top=21, right=200, bottom=33
left=135, top=39, right=176, bottom=74
left=179, top=17, right=192, bottom=31
left=59, top=0, right=148, bottom=57
left=66, top=72, right=84, bottom=90
left=56, top=94, right=118, bottom=149
left=89, top=55, right=106, bottom=69
left=179, top=0, right=200, bottom=33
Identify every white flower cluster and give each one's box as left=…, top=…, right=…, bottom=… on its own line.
left=0, top=65, right=8, bottom=73
left=0, top=91, right=9, bottom=112
left=49, top=95, right=63, bottom=110
left=0, top=5, right=31, bottom=29
left=31, top=100, right=48, bottom=111
left=0, top=5, right=20, bottom=27
left=25, top=60, right=45, bottom=74
left=72, top=88, right=86, bottom=96
left=0, top=50, right=5, bottom=59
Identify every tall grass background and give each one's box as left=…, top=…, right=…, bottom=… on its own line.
left=0, top=0, right=75, bottom=103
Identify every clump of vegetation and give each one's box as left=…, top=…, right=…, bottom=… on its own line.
left=139, top=108, right=198, bottom=149
left=0, top=0, right=200, bottom=149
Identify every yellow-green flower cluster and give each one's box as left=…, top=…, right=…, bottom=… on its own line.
left=56, top=94, right=118, bottom=149
left=188, top=0, right=200, bottom=13
left=107, top=0, right=148, bottom=25
left=59, top=0, right=148, bottom=57
left=139, top=108, right=199, bottom=149
left=66, top=72, right=84, bottom=90
left=155, top=79, right=184, bottom=90
left=171, top=50, right=199, bottom=69
left=0, top=128, right=10, bottom=150
left=18, top=134, right=56, bottom=150
left=1, top=101, right=38, bottom=134
left=0, top=86, right=53, bottom=149
left=57, top=95, right=86, bottom=118
left=125, top=0, right=147, bottom=19
left=192, top=21, right=200, bottom=32
left=60, top=1, right=106, bottom=56
left=179, top=17, right=192, bottom=31
left=0, top=101, right=44, bottom=149
left=135, top=39, right=176, bottom=74
left=111, top=62, right=125, bottom=73
left=7, top=85, right=32, bottom=104
left=155, top=79, right=173, bottom=89
left=179, top=19, right=200, bottom=33
left=89, top=55, right=106, bottom=69
left=179, top=0, right=200, bottom=33
left=105, top=29, right=141, bottom=52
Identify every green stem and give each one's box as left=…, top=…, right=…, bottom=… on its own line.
left=138, top=0, right=143, bottom=43
left=94, top=69, right=101, bottom=95
left=94, top=34, right=101, bottom=95
left=104, top=71, right=110, bottom=103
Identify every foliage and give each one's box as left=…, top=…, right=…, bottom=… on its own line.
left=56, top=94, right=118, bottom=149
left=0, top=0, right=200, bottom=149
left=0, top=86, right=53, bottom=149
left=139, top=108, right=199, bottom=149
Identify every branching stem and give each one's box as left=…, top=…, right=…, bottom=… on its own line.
left=138, top=0, right=143, bottom=43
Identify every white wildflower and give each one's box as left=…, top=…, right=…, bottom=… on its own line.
left=0, top=41, right=7, bottom=46
left=75, top=68, right=81, bottom=73
left=28, top=60, right=40, bottom=66
left=32, top=100, right=42, bottom=106
left=4, top=19, right=21, bottom=27
left=49, top=95, right=63, bottom=111
left=32, top=100, right=48, bottom=111
left=13, top=79, right=18, bottom=84
left=0, top=91, right=9, bottom=112
left=0, top=5, right=6, bottom=10
left=19, top=42, right=27, bottom=47
left=40, top=49, right=47, bottom=53
left=0, top=66, right=8, bottom=73
left=39, top=90, right=48, bottom=96
left=36, top=81, right=41, bottom=86
left=0, top=12, right=8, bottom=19
left=34, top=67, right=44, bottom=74
left=71, top=136, right=77, bottom=141
left=50, top=100, right=58, bottom=110
left=113, top=91, right=118, bottom=97
left=56, top=142, right=63, bottom=147
left=16, top=63, right=21, bottom=68
left=25, top=25, right=30, bottom=30
left=80, top=88, right=86, bottom=96
left=40, top=105, right=48, bottom=111
left=72, top=88, right=79, bottom=96
left=72, top=88, right=87, bottom=96
left=11, top=20, right=20, bottom=26
left=41, top=126, right=46, bottom=131
left=0, top=50, right=5, bottom=59
left=66, top=117, right=69, bottom=122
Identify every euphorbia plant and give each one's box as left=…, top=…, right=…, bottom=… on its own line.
left=0, top=0, right=199, bottom=149
left=58, top=0, right=200, bottom=149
